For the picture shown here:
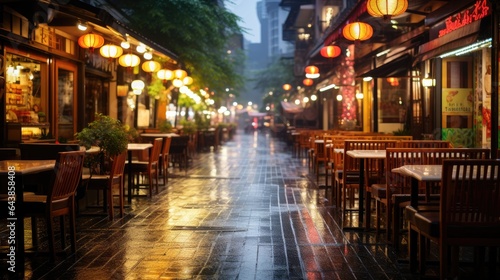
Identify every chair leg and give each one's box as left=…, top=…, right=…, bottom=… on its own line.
left=69, top=203, right=77, bottom=254
left=47, top=216, right=56, bottom=261
left=60, top=216, right=66, bottom=249
left=119, top=181, right=124, bottom=217
left=31, top=217, right=38, bottom=248
left=107, top=186, right=114, bottom=220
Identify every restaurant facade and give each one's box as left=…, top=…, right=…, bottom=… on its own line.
left=0, top=0, right=178, bottom=147
left=281, top=0, right=499, bottom=150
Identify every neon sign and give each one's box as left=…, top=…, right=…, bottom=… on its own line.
left=438, top=0, right=490, bottom=37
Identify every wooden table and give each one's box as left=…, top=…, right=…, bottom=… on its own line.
left=126, top=143, right=153, bottom=203
left=140, top=133, right=179, bottom=138
left=345, top=150, right=386, bottom=229
left=0, top=160, right=55, bottom=277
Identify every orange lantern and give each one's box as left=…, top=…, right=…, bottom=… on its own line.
left=303, top=78, right=314, bottom=86
left=342, top=22, right=373, bottom=42
left=99, top=44, right=123, bottom=60
left=320, top=45, right=341, bottom=58
left=282, top=84, right=292, bottom=91
left=141, top=61, right=161, bottom=73
left=173, top=69, right=187, bottom=79
left=157, top=69, right=174, bottom=80
left=78, top=33, right=104, bottom=52
left=305, top=65, right=319, bottom=75
left=367, top=0, right=408, bottom=20
left=118, top=54, right=140, bottom=68
left=387, top=77, right=399, bottom=86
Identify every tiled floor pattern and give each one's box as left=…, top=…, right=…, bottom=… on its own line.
left=1, top=131, right=495, bottom=279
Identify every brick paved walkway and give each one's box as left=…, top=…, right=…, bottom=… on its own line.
left=2, top=131, right=435, bottom=279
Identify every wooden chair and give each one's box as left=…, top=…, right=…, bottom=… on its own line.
left=159, top=136, right=172, bottom=186
left=127, top=138, right=162, bottom=197
left=396, top=140, right=451, bottom=148
left=342, top=140, right=397, bottom=225
left=170, top=135, right=190, bottom=170
left=84, top=151, right=127, bottom=220
left=410, top=159, right=500, bottom=278
left=371, top=148, right=425, bottom=246
left=24, top=150, right=85, bottom=260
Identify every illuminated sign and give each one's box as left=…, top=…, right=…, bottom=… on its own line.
left=438, top=0, right=490, bottom=37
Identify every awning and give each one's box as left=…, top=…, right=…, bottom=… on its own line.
left=281, top=101, right=304, bottom=114
left=357, top=54, right=413, bottom=78
left=415, top=20, right=481, bottom=63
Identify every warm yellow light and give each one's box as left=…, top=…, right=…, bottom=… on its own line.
left=172, top=79, right=184, bottom=88
left=367, top=0, right=408, bottom=20
left=141, top=61, right=161, bottom=73
left=183, top=76, right=193, bottom=85
left=343, top=22, right=373, bottom=42
left=282, top=84, right=292, bottom=91
left=118, top=54, right=140, bottom=68
left=99, top=44, right=123, bottom=59
left=157, top=69, right=174, bottom=80
left=78, top=33, right=104, bottom=52
left=174, top=69, right=187, bottom=79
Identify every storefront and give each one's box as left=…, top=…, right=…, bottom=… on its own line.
left=0, top=1, right=177, bottom=147
left=418, top=0, right=495, bottom=148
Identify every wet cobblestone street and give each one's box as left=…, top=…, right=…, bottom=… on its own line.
left=2, top=130, right=423, bottom=279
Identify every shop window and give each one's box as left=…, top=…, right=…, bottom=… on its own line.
left=84, top=76, right=109, bottom=124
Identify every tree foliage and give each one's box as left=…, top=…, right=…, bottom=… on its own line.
left=113, top=0, right=245, bottom=100
left=252, top=58, right=295, bottom=110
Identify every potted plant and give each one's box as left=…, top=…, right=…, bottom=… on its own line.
left=76, top=114, right=129, bottom=174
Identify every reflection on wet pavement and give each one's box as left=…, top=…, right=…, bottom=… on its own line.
left=1, top=131, right=425, bottom=279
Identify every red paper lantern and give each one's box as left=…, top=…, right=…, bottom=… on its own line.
left=305, top=65, right=319, bottom=75
left=342, top=22, right=373, bottom=42
left=303, top=78, right=314, bottom=86
left=320, top=45, right=341, bottom=58
left=282, top=84, right=292, bottom=91
left=367, top=0, right=408, bottom=20
left=78, top=33, right=104, bottom=52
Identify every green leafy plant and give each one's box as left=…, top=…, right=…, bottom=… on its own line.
left=158, top=119, right=173, bottom=133
left=76, top=114, right=129, bottom=158
left=180, top=119, right=197, bottom=135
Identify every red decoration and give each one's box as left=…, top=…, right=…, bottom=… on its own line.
left=320, top=45, right=341, bottom=58
left=342, top=22, right=373, bottom=42
left=438, top=0, right=489, bottom=37
left=303, top=78, right=314, bottom=86
left=305, top=65, right=319, bottom=75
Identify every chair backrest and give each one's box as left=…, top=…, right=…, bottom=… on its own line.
left=48, top=151, right=85, bottom=203
left=149, top=138, right=163, bottom=167
left=396, top=140, right=451, bottom=148
left=440, top=159, right=500, bottom=244
left=385, top=148, right=426, bottom=195
left=422, top=148, right=490, bottom=164
left=109, top=151, right=127, bottom=179
left=20, top=143, right=80, bottom=160
left=170, top=135, right=190, bottom=154
left=343, top=140, right=398, bottom=185
left=161, top=137, right=172, bottom=158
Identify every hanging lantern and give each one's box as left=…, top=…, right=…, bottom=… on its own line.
left=342, top=22, right=373, bottom=42
left=305, top=65, right=320, bottom=79
left=141, top=61, right=161, bottom=73
left=99, top=44, right=123, bottom=60
left=78, top=33, right=104, bottom=53
left=157, top=69, right=174, bottom=80
left=131, top=80, right=145, bottom=95
left=172, top=79, right=184, bottom=88
left=118, top=54, right=140, bottom=68
left=183, top=76, right=193, bottom=85
left=387, top=77, right=399, bottom=86
left=173, top=69, right=187, bottom=79
left=282, top=84, right=292, bottom=91
left=320, top=45, right=341, bottom=58
left=303, top=78, right=314, bottom=86
left=367, top=0, right=408, bottom=20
